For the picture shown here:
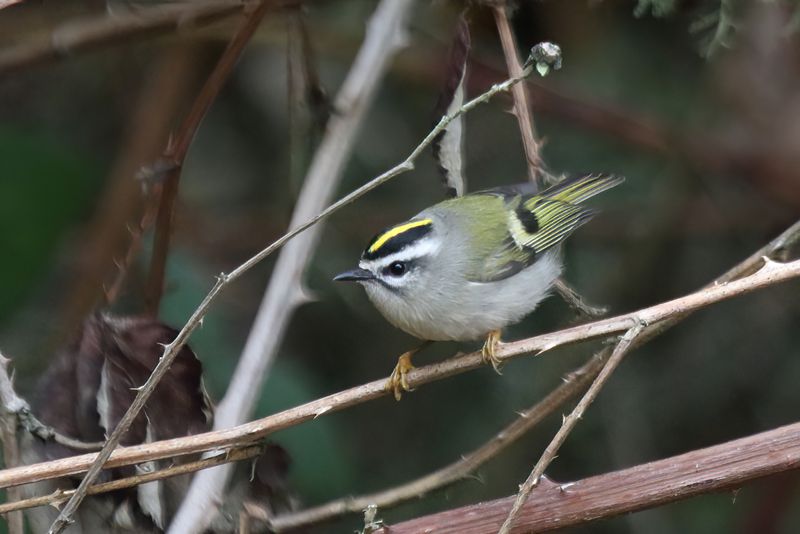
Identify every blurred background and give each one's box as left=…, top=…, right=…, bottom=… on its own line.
left=1, top=0, right=800, bottom=532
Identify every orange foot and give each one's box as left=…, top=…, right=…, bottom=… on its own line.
left=386, top=351, right=416, bottom=401
left=481, top=329, right=504, bottom=374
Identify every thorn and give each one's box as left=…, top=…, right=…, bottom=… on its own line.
left=559, top=482, right=576, bottom=493
left=536, top=339, right=559, bottom=355
left=314, top=406, right=332, bottom=419
left=762, top=255, right=780, bottom=269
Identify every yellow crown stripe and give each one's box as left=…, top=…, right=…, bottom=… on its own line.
left=368, top=219, right=432, bottom=253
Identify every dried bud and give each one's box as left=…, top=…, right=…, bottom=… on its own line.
left=528, top=42, right=563, bottom=77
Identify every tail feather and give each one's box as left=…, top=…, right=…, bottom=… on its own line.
left=539, top=173, right=625, bottom=205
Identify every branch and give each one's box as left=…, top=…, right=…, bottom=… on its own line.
left=386, top=420, right=800, bottom=533
left=36, top=34, right=540, bottom=534
left=168, top=0, right=416, bottom=531
left=499, top=324, right=644, bottom=533
left=0, top=0, right=293, bottom=75
left=0, top=444, right=264, bottom=515
left=1, top=252, right=797, bottom=496
left=491, top=2, right=544, bottom=188
left=269, top=353, right=608, bottom=532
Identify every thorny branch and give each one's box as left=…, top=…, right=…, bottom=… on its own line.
left=491, top=2, right=544, bottom=188
left=0, top=444, right=265, bottom=515
left=44, top=21, right=543, bottom=534
left=0, top=247, right=797, bottom=502
left=0, top=0, right=301, bottom=75
left=268, top=353, right=608, bottom=531
left=387, top=420, right=800, bottom=534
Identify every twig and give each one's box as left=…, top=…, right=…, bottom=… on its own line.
left=103, top=185, right=160, bottom=305
left=143, top=0, right=274, bottom=315
left=491, top=2, right=544, bottom=188
left=719, top=220, right=800, bottom=280
left=1, top=252, right=797, bottom=494
left=40, top=33, right=541, bottom=534
left=0, top=353, right=103, bottom=452
left=386, top=420, right=800, bottom=533
left=269, top=353, right=608, bottom=532
left=0, top=0, right=274, bottom=75
left=0, top=444, right=264, bottom=515
left=168, top=0, right=415, bottom=531
left=498, top=324, right=644, bottom=534
left=553, top=278, right=609, bottom=318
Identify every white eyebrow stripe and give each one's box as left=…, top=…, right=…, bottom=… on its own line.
left=360, top=238, right=440, bottom=271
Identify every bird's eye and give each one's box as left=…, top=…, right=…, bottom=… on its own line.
left=386, top=261, right=407, bottom=277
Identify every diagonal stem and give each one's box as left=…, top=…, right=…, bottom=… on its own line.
left=491, top=2, right=544, bottom=188
left=498, top=324, right=644, bottom=534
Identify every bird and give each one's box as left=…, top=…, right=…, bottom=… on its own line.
left=334, top=173, right=623, bottom=400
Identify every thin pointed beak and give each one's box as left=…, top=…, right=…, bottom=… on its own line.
left=333, top=268, right=375, bottom=282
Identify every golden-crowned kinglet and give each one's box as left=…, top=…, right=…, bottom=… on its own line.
left=335, top=173, right=623, bottom=399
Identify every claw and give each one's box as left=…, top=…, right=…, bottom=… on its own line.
left=481, top=329, right=504, bottom=374
left=386, top=351, right=416, bottom=401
